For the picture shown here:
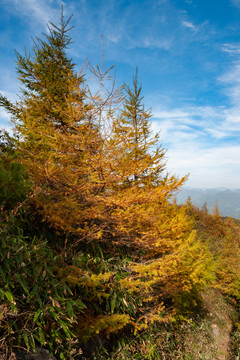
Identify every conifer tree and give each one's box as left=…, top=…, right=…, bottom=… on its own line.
left=110, top=69, right=167, bottom=189
left=100, top=73, right=215, bottom=326
left=0, top=13, right=104, bottom=235
left=201, top=202, right=208, bottom=213
left=104, top=71, right=189, bottom=250
left=0, top=15, right=216, bottom=349
left=212, top=200, right=221, bottom=218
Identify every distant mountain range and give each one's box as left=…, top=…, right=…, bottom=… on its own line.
left=175, top=187, right=240, bottom=219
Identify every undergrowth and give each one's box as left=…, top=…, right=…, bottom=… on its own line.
left=91, top=318, right=217, bottom=360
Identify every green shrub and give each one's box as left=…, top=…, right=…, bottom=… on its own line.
left=0, top=221, right=85, bottom=359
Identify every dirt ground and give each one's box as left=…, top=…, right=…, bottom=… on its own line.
left=202, top=290, right=233, bottom=360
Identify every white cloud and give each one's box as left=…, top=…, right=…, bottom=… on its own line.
left=0, top=90, right=18, bottom=102
left=206, top=128, right=228, bottom=139
left=167, top=144, right=240, bottom=188
left=149, top=98, right=240, bottom=188
left=222, top=43, right=240, bottom=55
left=153, top=109, right=190, bottom=119
left=148, top=41, right=240, bottom=188
left=218, top=62, right=240, bottom=85
left=2, top=0, right=62, bottom=28
left=107, top=34, right=122, bottom=44
left=142, top=36, right=173, bottom=50
left=0, top=89, right=18, bottom=129
left=218, top=49, right=240, bottom=131
left=0, top=108, right=11, bottom=123
left=152, top=104, right=229, bottom=139
left=182, top=20, right=197, bottom=32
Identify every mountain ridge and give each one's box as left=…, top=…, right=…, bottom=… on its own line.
left=175, top=186, right=240, bottom=218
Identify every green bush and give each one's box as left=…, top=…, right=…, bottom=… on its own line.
left=0, top=220, right=85, bottom=359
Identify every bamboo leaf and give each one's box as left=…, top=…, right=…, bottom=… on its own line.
left=67, top=302, right=74, bottom=319
left=38, top=327, right=46, bottom=345
left=16, top=273, right=30, bottom=295
left=23, top=331, right=30, bottom=350
left=5, top=291, right=14, bottom=303
left=33, top=309, right=42, bottom=324
left=30, top=284, right=39, bottom=297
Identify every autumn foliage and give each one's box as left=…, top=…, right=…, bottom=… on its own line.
left=0, top=14, right=239, bottom=359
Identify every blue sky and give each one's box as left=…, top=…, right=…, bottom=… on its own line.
left=1, top=0, right=240, bottom=188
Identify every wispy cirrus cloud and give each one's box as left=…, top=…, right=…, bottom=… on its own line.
left=218, top=44, right=240, bottom=136
left=145, top=29, right=240, bottom=188
left=151, top=105, right=240, bottom=188
left=149, top=98, right=240, bottom=188
left=1, top=0, right=64, bottom=28
left=182, top=20, right=197, bottom=32
left=222, top=43, right=240, bottom=55
left=152, top=104, right=228, bottom=142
